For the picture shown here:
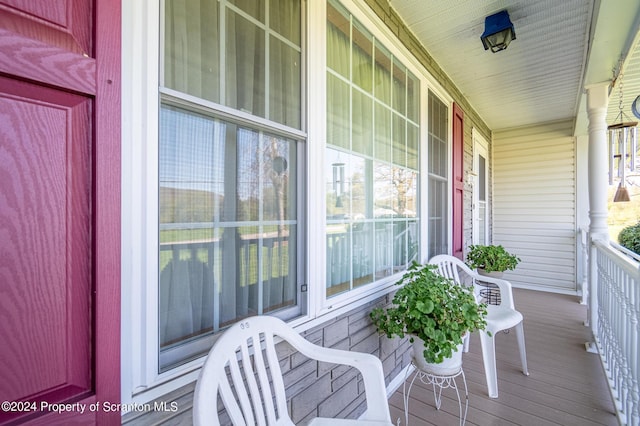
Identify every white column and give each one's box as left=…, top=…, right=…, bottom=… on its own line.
left=585, top=82, right=610, bottom=350
left=586, top=83, right=610, bottom=242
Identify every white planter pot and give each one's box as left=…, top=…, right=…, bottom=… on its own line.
left=410, top=335, right=464, bottom=376
left=477, top=268, right=504, bottom=279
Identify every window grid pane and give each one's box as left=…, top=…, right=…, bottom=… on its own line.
left=428, top=91, right=449, bottom=257
left=163, top=0, right=302, bottom=130
left=159, top=104, right=300, bottom=370
left=163, top=0, right=220, bottom=103
left=326, top=0, right=419, bottom=298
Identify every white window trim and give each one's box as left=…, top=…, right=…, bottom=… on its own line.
left=447, top=101, right=454, bottom=257
left=306, top=0, right=328, bottom=320
left=121, top=0, right=456, bottom=407
left=472, top=128, right=490, bottom=246
left=121, top=0, right=162, bottom=404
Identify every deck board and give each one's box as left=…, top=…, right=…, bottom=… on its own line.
left=388, top=289, right=618, bottom=425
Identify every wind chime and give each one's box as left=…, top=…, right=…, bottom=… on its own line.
left=332, top=162, right=345, bottom=208
left=608, top=69, right=637, bottom=202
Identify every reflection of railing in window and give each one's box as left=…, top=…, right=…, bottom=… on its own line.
left=159, top=229, right=294, bottom=349
left=326, top=220, right=418, bottom=297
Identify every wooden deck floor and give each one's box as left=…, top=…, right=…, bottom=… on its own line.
left=388, top=289, right=619, bottom=426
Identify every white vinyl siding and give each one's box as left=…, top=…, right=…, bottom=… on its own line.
left=493, top=120, right=577, bottom=292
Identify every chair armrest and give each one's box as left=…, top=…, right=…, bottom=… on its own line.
left=472, top=274, right=516, bottom=309
left=283, top=331, right=391, bottom=423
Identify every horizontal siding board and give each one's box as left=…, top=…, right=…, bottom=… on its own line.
left=495, top=207, right=575, bottom=216
left=495, top=136, right=573, bottom=155
left=492, top=201, right=574, bottom=210
left=517, top=268, right=575, bottom=282
left=497, top=165, right=575, bottom=177
left=494, top=222, right=575, bottom=232
left=507, top=264, right=575, bottom=278
left=493, top=119, right=574, bottom=140
left=496, top=170, right=575, bottom=182
left=491, top=193, right=576, bottom=203
left=495, top=193, right=573, bottom=201
left=495, top=185, right=574, bottom=193
left=494, top=215, right=575, bottom=225
left=495, top=234, right=575, bottom=245
left=494, top=138, right=575, bottom=154
left=517, top=258, right=576, bottom=270
left=496, top=180, right=574, bottom=189
left=495, top=166, right=575, bottom=179
left=509, top=277, right=575, bottom=290
left=493, top=125, right=576, bottom=292
left=509, top=271, right=575, bottom=286
left=519, top=271, right=575, bottom=283
left=495, top=155, right=575, bottom=167
left=494, top=228, right=575, bottom=236
left=508, top=250, right=574, bottom=263
left=496, top=254, right=574, bottom=266
left=493, top=242, right=575, bottom=256
left=495, top=188, right=574, bottom=196
left=496, top=143, right=575, bottom=156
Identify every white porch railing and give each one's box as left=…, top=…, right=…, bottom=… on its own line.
left=591, top=239, right=640, bottom=426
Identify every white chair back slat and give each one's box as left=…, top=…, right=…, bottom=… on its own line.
left=218, top=370, right=248, bottom=426
left=262, top=331, right=289, bottom=421
left=249, top=332, right=278, bottom=425
left=230, top=345, right=258, bottom=425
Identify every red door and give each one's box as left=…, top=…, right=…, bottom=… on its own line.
left=452, top=103, right=464, bottom=259
left=0, top=1, right=120, bottom=425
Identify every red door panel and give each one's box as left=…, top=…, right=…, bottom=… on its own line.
left=0, top=0, right=120, bottom=424
left=452, top=103, right=464, bottom=259
left=0, top=0, right=92, bottom=54
left=0, top=74, right=92, bottom=426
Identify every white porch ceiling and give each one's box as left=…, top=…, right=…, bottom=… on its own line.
left=388, top=0, right=640, bottom=134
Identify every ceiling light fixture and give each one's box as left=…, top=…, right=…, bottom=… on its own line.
left=481, top=11, right=516, bottom=53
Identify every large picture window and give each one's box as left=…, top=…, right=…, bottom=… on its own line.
left=160, top=0, right=303, bottom=370
left=325, top=0, right=420, bottom=298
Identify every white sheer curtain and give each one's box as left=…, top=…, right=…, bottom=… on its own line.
left=164, top=0, right=300, bottom=129
left=225, top=8, right=264, bottom=117
left=163, top=0, right=219, bottom=102
left=269, top=0, right=301, bottom=129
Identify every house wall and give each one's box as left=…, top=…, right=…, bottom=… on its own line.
left=121, top=1, right=492, bottom=423
left=493, top=120, right=578, bottom=293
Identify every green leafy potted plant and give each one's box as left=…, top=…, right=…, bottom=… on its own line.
left=466, top=244, right=520, bottom=277
left=370, top=262, right=487, bottom=375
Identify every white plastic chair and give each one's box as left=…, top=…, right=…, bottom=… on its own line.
left=428, top=255, right=529, bottom=398
left=193, top=315, right=393, bottom=425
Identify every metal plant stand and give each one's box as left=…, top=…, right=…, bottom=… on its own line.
left=402, top=362, right=468, bottom=426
